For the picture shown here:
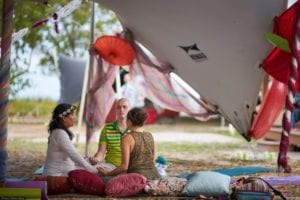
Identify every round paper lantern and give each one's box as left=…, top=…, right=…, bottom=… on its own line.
left=94, top=35, right=136, bottom=66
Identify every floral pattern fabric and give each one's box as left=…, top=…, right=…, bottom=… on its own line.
left=145, top=177, right=187, bottom=196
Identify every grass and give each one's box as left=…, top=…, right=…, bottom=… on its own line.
left=156, top=142, right=244, bottom=153
left=8, top=141, right=243, bottom=162
left=9, top=99, right=56, bottom=117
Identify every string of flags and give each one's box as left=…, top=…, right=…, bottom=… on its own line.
left=0, top=28, right=29, bottom=48
left=33, top=0, right=82, bottom=34
left=1, top=0, right=82, bottom=49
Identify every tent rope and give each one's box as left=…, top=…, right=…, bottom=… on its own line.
left=278, top=7, right=300, bottom=173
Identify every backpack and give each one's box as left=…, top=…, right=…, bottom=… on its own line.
left=230, top=177, right=286, bottom=200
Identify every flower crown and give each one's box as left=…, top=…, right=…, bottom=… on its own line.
left=58, top=106, right=76, bottom=118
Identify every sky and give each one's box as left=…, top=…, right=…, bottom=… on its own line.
left=16, top=55, right=62, bottom=100
left=16, top=0, right=297, bottom=101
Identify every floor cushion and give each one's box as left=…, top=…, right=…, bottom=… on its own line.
left=68, top=169, right=105, bottom=195
left=182, top=171, right=230, bottom=197
left=105, top=173, right=147, bottom=197
left=145, top=177, right=187, bottom=196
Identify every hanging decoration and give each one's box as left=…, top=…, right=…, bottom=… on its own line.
left=262, top=2, right=298, bottom=84
left=32, top=0, right=82, bottom=34
left=249, top=79, right=287, bottom=139
left=0, top=28, right=28, bottom=47
left=262, top=1, right=300, bottom=173
left=94, top=35, right=136, bottom=66
left=11, top=28, right=29, bottom=43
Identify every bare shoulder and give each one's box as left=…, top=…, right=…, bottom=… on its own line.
left=122, top=134, right=135, bottom=145
left=123, top=133, right=134, bottom=141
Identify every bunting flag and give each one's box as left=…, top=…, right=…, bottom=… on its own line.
left=0, top=28, right=28, bottom=47
left=32, top=0, right=82, bottom=33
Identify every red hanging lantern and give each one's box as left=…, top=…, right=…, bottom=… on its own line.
left=94, top=35, right=135, bottom=66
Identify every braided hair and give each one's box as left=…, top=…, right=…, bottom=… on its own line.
left=48, top=103, right=76, bottom=141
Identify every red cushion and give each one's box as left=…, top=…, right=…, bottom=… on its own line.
left=145, top=108, right=157, bottom=124
left=105, top=173, right=147, bottom=197
left=68, top=169, right=105, bottom=195
left=34, top=176, right=71, bottom=195
left=158, top=109, right=179, bottom=118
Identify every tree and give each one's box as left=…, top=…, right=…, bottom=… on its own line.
left=0, top=0, right=120, bottom=98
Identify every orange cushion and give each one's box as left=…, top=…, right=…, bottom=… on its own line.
left=68, top=169, right=105, bottom=195
left=105, top=173, right=147, bottom=197
left=34, top=176, right=71, bottom=195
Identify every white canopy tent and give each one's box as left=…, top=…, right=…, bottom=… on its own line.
left=94, top=0, right=285, bottom=139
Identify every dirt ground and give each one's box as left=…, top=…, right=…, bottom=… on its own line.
left=6, top=117, right=300, bottom=173
left=5, top=117, right=300, bottom=198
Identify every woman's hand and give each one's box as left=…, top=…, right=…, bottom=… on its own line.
left=89, top=156, right=100, bottom=165
left=97, top=166, right=110, bottom=176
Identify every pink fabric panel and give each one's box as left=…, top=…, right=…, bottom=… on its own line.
left=85, top=59, right=117, bottom=141
left=130, top=61, right=211, bottom=121
left=122, top=29, right=213, bottom=121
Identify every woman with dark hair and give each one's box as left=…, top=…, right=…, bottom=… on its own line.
left=98, top=108, right=159, bottom=180
left=43, top=103, right=97, bottom=176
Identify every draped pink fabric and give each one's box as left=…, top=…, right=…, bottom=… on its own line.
left=124, top=30, right=213, bottom=121
left=85, top=58, right=117, bottom=142
left=84, top=30, right=213, bottom=141
left=249, top=79, right=287, bottom=139
left=123, top=30, right=213, bottom=120
left=130, top=61, right=212, bottom=120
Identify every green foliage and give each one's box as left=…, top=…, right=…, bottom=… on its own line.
left=156, top=142, right=244, bottom=154
left=10, top=0, right=119, bottom=73
left=0, top=0, right=120, bottom=98
left=8, top=139, right=47, bottom=153
left=10, top=67, right=31, bottom=98
left=9, top=99, right=56, bottom=117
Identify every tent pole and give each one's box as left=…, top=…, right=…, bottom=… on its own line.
left=84, top=0, right=95, bottom=157
left=76, top=59, right=90, bottom=144
left=0, top=0, right=13, bottom=184
left=116, top=67, right=122, bottom=98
